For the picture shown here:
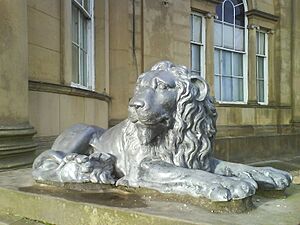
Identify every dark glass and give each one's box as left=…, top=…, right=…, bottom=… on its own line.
left=222, top=76, right=233, bottom=101
left=231, top=0, right=242, bottom=6
left=84, top=0, right=90, bottom=12
left=224, top=1, right=234, bottom=24
left=258, top=80, right=265, bottom=102
left=214, top=75, right=221, bottom=100
left=72, top=45, right=79, bottom=83
left=216, top=4, right=222, bottom=21
left=72, top=5, right=78, bottom=43
left=235, top=4, right=245, bottom=26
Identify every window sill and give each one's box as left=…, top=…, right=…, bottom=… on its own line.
left=70, top=82, right=94, bottom=92
left=215, top=101, right=247, bottom=106
left=257, top=101, right=268, bottom=106
left=29, top=80, right=110, bottom=103
left=213, top=101, right=285, bottom=109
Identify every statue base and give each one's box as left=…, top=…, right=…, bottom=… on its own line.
left=34, top=180, right=254, bottom=213
left=0, top=168, right=300, bottom=225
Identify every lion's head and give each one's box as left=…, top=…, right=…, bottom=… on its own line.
left=126, top=61, right=217, bottom=171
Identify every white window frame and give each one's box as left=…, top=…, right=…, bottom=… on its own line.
left=71, top=0, right=95, bottom=90
left=214, top=0, right=248, bottom=104
left=190, top=12, right=206, bottom=78
left=256, top=30, right=268, bottom=105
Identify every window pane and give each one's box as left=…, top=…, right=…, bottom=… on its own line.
left=224, top=24, right=234, bottom=48
left=235, top=4, right=245, bottom=26
left=79, top=14, right=83, bottom=47
left=84, top=0, right=90, bottom=12
left=214, top=22, right=222, bottom=46
left=259, top=32, right=265, bottom=55
left=72, top=6, right=78, bottom=43
left=214, top=49, right=221, bottom=75
left=233, top=53, right=243, bottom=76
left=256, top=32, right=259, bottom=54
left=224, top=1, right=234, bottom=24
left=82, top=18, right=87, bottom=50
left=80, top=49, right=88, bottom=86
left=257, top=56, right=264, bottom=79
left=222, top=51, right=232, bottom=76
left=233, top=78, right=243, bottom=101
left=72, top=44, right=79, bottom=83
left=192, top=71, right=201, bottom=76
left=82, top=51, right=88, bottom=86
left=192, top=15, right=202, bottom=43
left=232, top=0, right=243, bottom=5
left=258, top=80, right=265, bottom=102
left=75, top=0, right=83, bottom=5
left=216, top=4, right=222, bottom=21
left=190, top=15, right=193, bottom=41
left=222, top=76, right=232, bottom=101
left=235, top=27, right=244, bottom=51
left=214, top=75, right=221, bottom=100
left=191, top=44, right=200, bottom=72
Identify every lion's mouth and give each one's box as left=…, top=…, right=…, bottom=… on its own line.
left=128, top=106, right=173, bottom=129
left=130, top=115, right=170, bottom=127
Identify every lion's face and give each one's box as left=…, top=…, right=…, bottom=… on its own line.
left=128, top=70, right=178, bottom=144
left=126, top=61, right=217, bottom=170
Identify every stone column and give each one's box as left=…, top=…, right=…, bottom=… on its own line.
left=205, top=13, right=215, bottom=97
left=247, top=25, right=257, bottom=105
left=0, top=0, right=37, bottom=169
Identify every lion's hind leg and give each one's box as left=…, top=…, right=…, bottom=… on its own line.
left=32, top=124, right=117, bottom=184
left=51, top=123, right=105, bottom=155
left=33, top=150, right=117, bottom=184
left=32, top=149, right=66, bottom=182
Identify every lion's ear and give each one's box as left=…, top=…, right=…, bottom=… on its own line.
left=191, top=76, right=208, bottom=101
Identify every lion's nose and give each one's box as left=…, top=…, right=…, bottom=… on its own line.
left=129, top=99, right=145, bottom=109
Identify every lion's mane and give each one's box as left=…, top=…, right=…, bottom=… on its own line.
left=123, top=61, right=217, bottom=172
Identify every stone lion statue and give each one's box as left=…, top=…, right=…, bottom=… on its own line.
left=33, top=61, right=292, bottom=201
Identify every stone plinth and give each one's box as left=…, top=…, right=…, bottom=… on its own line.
left=0, top=167, right=300, bottom=225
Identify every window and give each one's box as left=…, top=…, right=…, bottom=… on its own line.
left=190, top=12, right=205, bottom=77
left=214, top=0, right=247, bottom=103
left=72, top=0, right=94, bottom=89
left=256, top=31, right=268, bottom=104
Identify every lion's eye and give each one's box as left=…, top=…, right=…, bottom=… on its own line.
left=157, top=82, right=168, bottom=90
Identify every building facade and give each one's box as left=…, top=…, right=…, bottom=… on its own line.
left=0, top=0, right=299, bottom=170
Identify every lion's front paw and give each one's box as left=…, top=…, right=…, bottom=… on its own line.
left=238, top=167, right=292, bottom=190
left=205, top=177, right=257, bottom=201
left=58, top=154, right=90, bottom=182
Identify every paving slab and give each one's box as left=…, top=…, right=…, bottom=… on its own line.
left=0, top=165, right=299, bottom=225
